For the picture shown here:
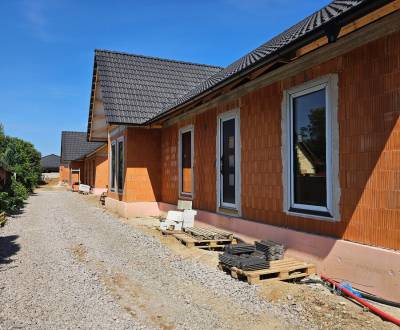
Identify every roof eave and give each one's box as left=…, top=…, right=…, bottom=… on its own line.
left=146, top=0, right=393, bottom=125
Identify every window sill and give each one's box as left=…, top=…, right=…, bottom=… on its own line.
left=218, top=207, right=240, bottom=217
left=286, top=208, right=338, bottom=222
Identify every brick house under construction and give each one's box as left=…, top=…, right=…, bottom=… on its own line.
left=60, top=131, right=108, bottom=194
left=85, top=1, right=400, bottom=300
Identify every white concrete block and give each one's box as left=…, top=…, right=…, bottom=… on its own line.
left=182, top=210, right=197, bottom=228
left=177, top=200, right=192, bottom=210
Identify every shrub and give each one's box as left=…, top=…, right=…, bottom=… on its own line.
left=0, top=123, right=40, bottom=214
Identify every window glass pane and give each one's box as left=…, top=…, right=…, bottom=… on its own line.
left=111, top=144, right=116, bottom=189
left=118, top=141, right=124, bottom=191
left=292, top=88, right=327, bottom=207
left=222, top=118, right=235, bottom=204
left=181, top=131, right=192, bottom=193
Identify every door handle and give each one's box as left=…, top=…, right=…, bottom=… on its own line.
left=220, top=155, right=224, bottom=175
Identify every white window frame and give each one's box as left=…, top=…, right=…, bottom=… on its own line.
left=116, top=136, right=124, bottom=194
left=216, top=108, right=241, bottom=215
left=282, top=74, right=340, bottom=221
left=178, top=125, right=194, bottom=198
left=109, top=141, right=117, bottom=192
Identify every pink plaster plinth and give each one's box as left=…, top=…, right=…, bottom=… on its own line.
left=105, top=198, right=163, bottom=217
left=91, top=188, right=108, bottom=196
left=158, top=202, right=400, bottom=302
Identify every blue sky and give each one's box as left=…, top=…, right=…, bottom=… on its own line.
left=0, top=0, right=330, bottom=156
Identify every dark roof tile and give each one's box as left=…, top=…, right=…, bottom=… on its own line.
left=61, top=132, right=104, bottom=162
left=40, top=154, right=60, bottom=170
left=94, top=51, right=222, bottom=125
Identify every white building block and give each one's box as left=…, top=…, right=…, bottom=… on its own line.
left=182, top=210, right=197, bottom=228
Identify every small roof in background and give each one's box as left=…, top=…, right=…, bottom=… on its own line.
left=93, top=50, right=222, bottom=125
left=40, top=154, right=60, bottom=170
left=61, top=132, right=104, bottom=162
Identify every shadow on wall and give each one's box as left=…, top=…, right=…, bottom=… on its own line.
left=0, top=235, right=20, bottom=264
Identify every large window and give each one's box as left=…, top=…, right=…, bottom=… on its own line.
left=117, top=139, right=124, bottom=192
left=179, top=126, right=194, bottom=197
left=284, top=75, right=339, bottom=219
left=110, top=137, right=124, bottom=193
left=110, top=143, right=116, bottom=191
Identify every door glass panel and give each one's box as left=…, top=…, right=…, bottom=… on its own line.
left=222, top=118, right=235, bottom=204
left=118, top=141, right=124, bottom=191
left=181, top=131, right=192, bottom=194
left=111, top=144, right=116, bottom=189
left=292, top=88, right=327, bottom=206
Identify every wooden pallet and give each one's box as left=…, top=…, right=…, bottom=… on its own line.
left=219, top=258, right=315, bottom=284
left=173, top=232, right=237, bottom=249
left=184, top=227, right=234, bottom=240
left=157, top=227, right=182, bottom=236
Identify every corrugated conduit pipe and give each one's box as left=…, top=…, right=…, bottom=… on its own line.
left=320, top=275, right=400, bottom=326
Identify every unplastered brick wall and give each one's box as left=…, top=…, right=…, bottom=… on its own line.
left=160, top=31, right=400, bottom=250
left=84, top=147, right=108, bottom=189
left=108, top=127, right=161, bottom=202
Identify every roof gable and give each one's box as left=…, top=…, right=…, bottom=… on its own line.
left=92, top=51, right=222, bottom=126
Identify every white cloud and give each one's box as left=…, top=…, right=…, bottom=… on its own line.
left=20, top=0, right=64, bottom=41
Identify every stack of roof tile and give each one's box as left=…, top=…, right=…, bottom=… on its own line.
left=219, top=252, right=269, bottom=271
left=255, top=240, right=285, bottom=261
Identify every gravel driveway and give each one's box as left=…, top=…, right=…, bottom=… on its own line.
left=0, top=189, right=301, bottom=329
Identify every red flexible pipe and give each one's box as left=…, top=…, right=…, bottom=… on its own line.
left=320, top=275, right=400, bottom=326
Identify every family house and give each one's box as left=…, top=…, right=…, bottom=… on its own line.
left=40, top=154, right=60, bottom=173
left=60, top=131, right=107, bottom=193
left=86, top=0, right=400, bottom=300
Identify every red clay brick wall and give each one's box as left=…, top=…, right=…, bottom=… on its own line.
left=160, top=31, right=400, bottom=250
left=161, top=125, right=179, bottom=204
left=108, top=127, right=161, bottom=202
left=124, top=127, right=161, bottom=202
left=94, top=152, right=108, bottom=189
left=68, top=160, right=84, bottom=191
left=83, top=146, right=108, bottom=189
left=59, top=165, right=69, bottom=183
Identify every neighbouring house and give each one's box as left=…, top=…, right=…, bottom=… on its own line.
left=60, top=131, right=107, bottom=193
left=40, top=154, right=60, bottom=173
left=86, top=1, right=400, bottom=300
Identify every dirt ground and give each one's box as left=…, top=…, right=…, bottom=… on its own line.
left=81, top=192, right=399, bottom=330
left=1, top=183, right=398, bottom=329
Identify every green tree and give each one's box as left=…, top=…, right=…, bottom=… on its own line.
left=0, top=123, right=41, bottom=214
left=1, top=136, right=41, bottom=191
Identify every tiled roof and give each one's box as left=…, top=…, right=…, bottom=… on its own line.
left=40, top=154, right=60, bottom=170
left=94, top=50, right=222, bottom=124
left=61, top=132, right=104, bottom=162
left=88, top=0, right=388, bottom=129
left=158, top=0, right=371, bottom=117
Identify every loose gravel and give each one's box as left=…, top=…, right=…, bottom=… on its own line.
left=0, top=189, right=313, bottom=329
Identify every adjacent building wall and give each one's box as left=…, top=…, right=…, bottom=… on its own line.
left=83, top=145, right=108, bottom=194
left=160, top=30, right=400, bottom=251
left=108, top=127, right=161, bottom=202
